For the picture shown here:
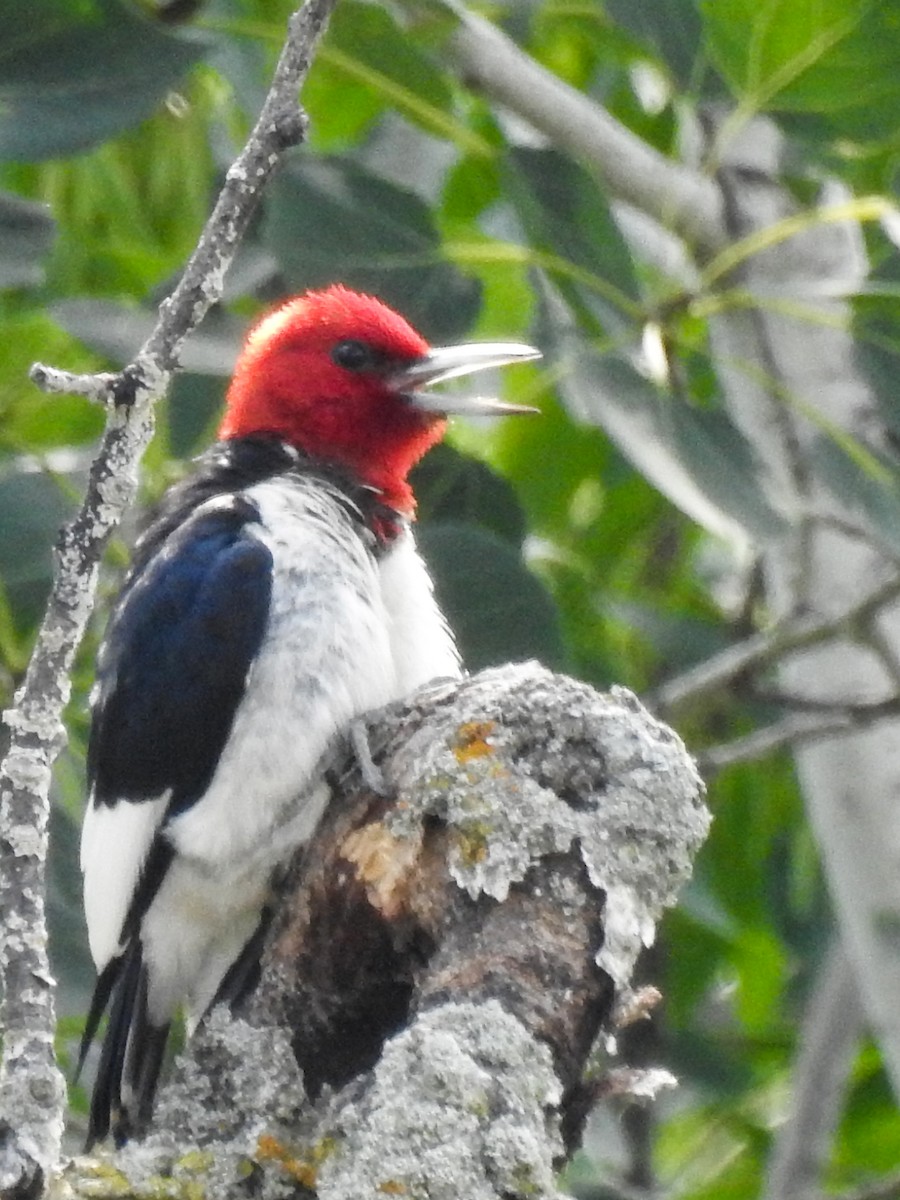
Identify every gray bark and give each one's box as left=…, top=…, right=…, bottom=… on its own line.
left=764, top=939, right=863, bottom=1200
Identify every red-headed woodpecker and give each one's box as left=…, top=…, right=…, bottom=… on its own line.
left=78, top=284, right=540, bottom=1145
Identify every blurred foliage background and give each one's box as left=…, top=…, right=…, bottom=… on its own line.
left=2, top=0, right=900, bottom=1193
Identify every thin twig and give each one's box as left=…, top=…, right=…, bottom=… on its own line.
left=653, top=576, right=900, bottom=715
left=697, top=710, right=878, bottom=773
left=749, top=689, right=900, bottom=719
left=0, top=1, right=336, bottom=1192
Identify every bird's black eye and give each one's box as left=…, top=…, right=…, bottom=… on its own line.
left=331, top=339, right=379, bottom=372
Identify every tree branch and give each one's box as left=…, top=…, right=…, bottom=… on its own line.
left=65, top=665, right=708, bottom=1199
left=764, top=939, right=863, bottom=1200
left=400, top=0, right=725, bottom=254
left=697, top=712, right=867, bottom=773
left=750, top=689, right=900, bottom=719
left=0, top=2, right=336, bottom=1193
left=652, top=575, right=900, bottom=716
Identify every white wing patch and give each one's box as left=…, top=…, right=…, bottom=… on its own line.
left=80, top=792, right=170, bottom=969
left=141, top=779, right=330, bottom=1026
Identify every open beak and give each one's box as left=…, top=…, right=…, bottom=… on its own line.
left=387, top=342, right=542, bottom=416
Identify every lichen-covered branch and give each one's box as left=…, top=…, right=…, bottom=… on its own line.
left=66, top=664, right=707, bottom=1199
left=0, top=2, right=336, bottom=1194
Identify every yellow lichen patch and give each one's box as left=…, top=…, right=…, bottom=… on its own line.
left=340, top=821, right=421, bottom=918
left=376, top=1180, right=407, bottom=1194
left=453, top=720, right=497, bottom=763
left=255, top=1133, right=337, bottom=1188
left=174, top=1149, right=214, bottom=1174
left=509, top=1164, right=540, bottom=1196
left=147, top=1177, right=204, bottom=1200
left=77, top=1157, right=201, bottom=1199
left=454, top=820, right=491, bottom=866
left=76, top=1159, right=134, bottom=1198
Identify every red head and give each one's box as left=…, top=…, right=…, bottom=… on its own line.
left=220, top=285, right=540, bottom=514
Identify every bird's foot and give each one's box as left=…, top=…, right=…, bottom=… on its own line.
left=348, top=718, right=390, bottom=796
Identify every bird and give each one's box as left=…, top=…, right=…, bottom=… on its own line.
left=77, top=283, right=540, bottom=1146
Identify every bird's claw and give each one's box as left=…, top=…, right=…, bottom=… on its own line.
left=348, top=718, right=391, bottom=796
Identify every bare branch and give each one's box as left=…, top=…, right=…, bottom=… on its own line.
left=764, top=940, right=863, bottom=1200
left=653, top=575, right=900, bottom=715
left=26, top=366, right=118, bottom=403
left=697, top=711, right=878, bottom=772
left=0, top=1, right=336, bottom=1191
left=712, top=719, right=830, bottom=771
left=750, top=689, right=900, bottom=719
left=399, top=0, right=725, bottom=253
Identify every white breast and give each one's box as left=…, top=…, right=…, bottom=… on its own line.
left=378, top=527, right=462, bottom=692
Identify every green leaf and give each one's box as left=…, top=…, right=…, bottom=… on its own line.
left=0, top=464, right=79, bottom=630
left=664, top=907, right=733, bottom=1026
left=605, top=0, right=707, bottom=90
left=703, top=754, right=812, bottom=934
left=411, top=443, right=527, bottom=547
left=49, top=797, right=95, bottom=1017
left=541, top=291, right=785, bottom=542
left=730, top=926, right=788, bottom=1033
left=441, top=152, right=502, bottom=231
left=0, top=0, right=206, bottom=161
left=165, top=371, right=225, bottom=459
left=852, top=266, right=900, bottom=444
left=50, top=297, right=244, bottom=375
left=200, top=0, right=268, bottom=120
left=0, top=190, right=55, bottom=287
left=309, top=1, right=485, bottom=155
left=607, top=598, right=730, bottom=675
left=838, top=1047, right=900, bottom=1175
left=488, top=393, right=611, bottom=540
left=505, top=146, right=641, bottom=334
left=262, top=155, right=481, bottom=341
left=811, top=433, right=900, bottom=557
left=700, top=0, right=900, bottom=142
left=416, top=521, right=567, bottom=671
left=0, top=313, right=103, bottom=451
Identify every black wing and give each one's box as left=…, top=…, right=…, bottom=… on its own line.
left=80, top=494, right=274, bottom=1145
left=88, top=495, right=273, bottom=816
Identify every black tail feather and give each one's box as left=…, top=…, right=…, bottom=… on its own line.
left=125, top=966, right=170, bottom=1131
left=80, top=832, right=176, bottom=1147
left=82, top=940, right=169, bottom=1149
left=75, top=956, right=121, bottom=1084
left=86, top=940, right=142, bottom=1148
